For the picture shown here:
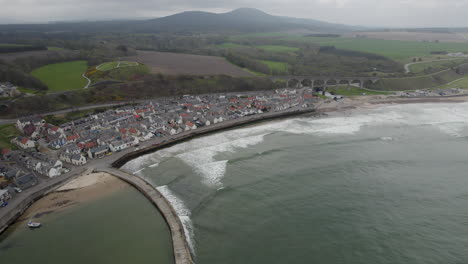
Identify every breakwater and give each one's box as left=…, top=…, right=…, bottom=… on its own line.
left=96, top=168, right=194, bottom=264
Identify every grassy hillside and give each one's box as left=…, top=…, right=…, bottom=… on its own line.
left=87, top=63, right=150, bottom=83
left=0, top=124, right=20, bottom=150
left=97, top=61, right=139, bottom=71
left=259, top=60, right=289, bottom=73
left=369, top=68, right=467, bottom=91
left=438, top=77, right=468, bottom=89
left=409, top=59, right=467, bottom=73
left=31, top=60, right=88, bottom=93
left=327, top=86, right=391, bottom=96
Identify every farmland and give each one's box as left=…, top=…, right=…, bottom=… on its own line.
left=282, top=36, right=468, bottom=60
left=256, top=45, right=299, bottom=53
left=343, top=31, right=468, bottom=43
left=0, top=50, right=78, bottom=63
left=123, top=51, right=252, bottom=77
left=31, top=60, right=88, bottom=92
left=217, top=43, right=247, bottom=49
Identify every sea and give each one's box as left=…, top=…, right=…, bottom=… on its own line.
left=3, top=102, right=468, bottom=264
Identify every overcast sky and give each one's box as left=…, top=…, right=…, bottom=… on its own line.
left=0, top=0, right=466, bottom=27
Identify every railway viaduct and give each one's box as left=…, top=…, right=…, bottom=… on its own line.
left=270, top=76, right=380, bottom=89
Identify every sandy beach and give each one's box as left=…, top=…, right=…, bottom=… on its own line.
left=18, top=173, right=128, bottom=222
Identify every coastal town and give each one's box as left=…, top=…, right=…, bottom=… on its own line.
left=0, top=88, right=320, bottom=207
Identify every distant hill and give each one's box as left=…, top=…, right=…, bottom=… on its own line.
left=0, top=8, right=360, bottom=34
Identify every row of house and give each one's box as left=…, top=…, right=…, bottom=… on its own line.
left=9, top=89, right=319, bottom=169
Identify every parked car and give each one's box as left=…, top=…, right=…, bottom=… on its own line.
left=14, top=187, right=22, bottom=193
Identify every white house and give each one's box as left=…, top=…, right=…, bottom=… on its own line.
left=71, top=154, right=87, bottom=166
left=11, top=137, right=35, bottom=149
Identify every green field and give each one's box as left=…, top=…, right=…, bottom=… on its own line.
left=409, top=59, right=467, bottom=73
left=231, top=32, right=291, bottom=40
left=97, top=61, right=139, bottom=71
left=31, top=60, right=88, bottom=93
left=259, top=60, right=289, bottom=73
left=285, top=36, right=468, bottom=60
left=0, top=124, right=20, bottom=150
left=256, top=45, right=299, bottom=53
left=0, top=43, right=31, bottom=47
left=217, top=43, right=248, bottom=49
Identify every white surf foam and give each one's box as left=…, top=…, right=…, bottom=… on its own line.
left=133, top=168, right=145, bottom=175
left=156, top=185, right=196, bottom=254
left=149, top=162, right=160, bottom=168
left=176, top=134, right=265, bottom=188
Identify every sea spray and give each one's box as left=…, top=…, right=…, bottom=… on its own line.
left=156, top=185, right=196, bottom=254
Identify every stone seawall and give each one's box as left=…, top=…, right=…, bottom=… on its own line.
left=96, top=168, right=194, bottom=264
left=113, top=107, right=317, bottom=168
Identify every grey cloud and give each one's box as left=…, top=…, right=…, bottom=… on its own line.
left=0, top=0, right=467, bottom=27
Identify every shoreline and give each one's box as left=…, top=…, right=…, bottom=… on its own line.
left=3, top=94, right=468, bottom=263
left=17, top=173, right=128, bottom=223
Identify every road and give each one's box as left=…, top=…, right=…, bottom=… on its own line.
left=82, top=73, right=91, bottom=89
left=0, top=100, right=148, bottom=125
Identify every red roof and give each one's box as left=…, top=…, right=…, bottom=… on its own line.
left=186, top=121, right=194, bottom=127
left=120, top=128, right=128, bottom=134
left=134, top=114, right=141, bottom=119
left=51, top=126, right=60, bottom=131
left=67, top=134, right=79, bottom=141
left=21, top=137, right=30, bottom=144
left=303, top=94, right=317, bottom=99
left=180, top=113, right=189, bottom=117
left=1, top=148, right=11, bottom=155
left=129, top=128, right=138, bottom=134
left=85, top=142, right=96, bottom=149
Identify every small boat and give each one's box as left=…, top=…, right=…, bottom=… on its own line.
left=27, top=221, right=41, bottom=228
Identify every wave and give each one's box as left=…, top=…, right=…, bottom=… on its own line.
left=156, top=185, right=196, bottom=254
left=176, top=134, right=266, bottom=188
left=149, top=162, right=160, bottom=168
left=125, top=102, right=468, bottom=176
